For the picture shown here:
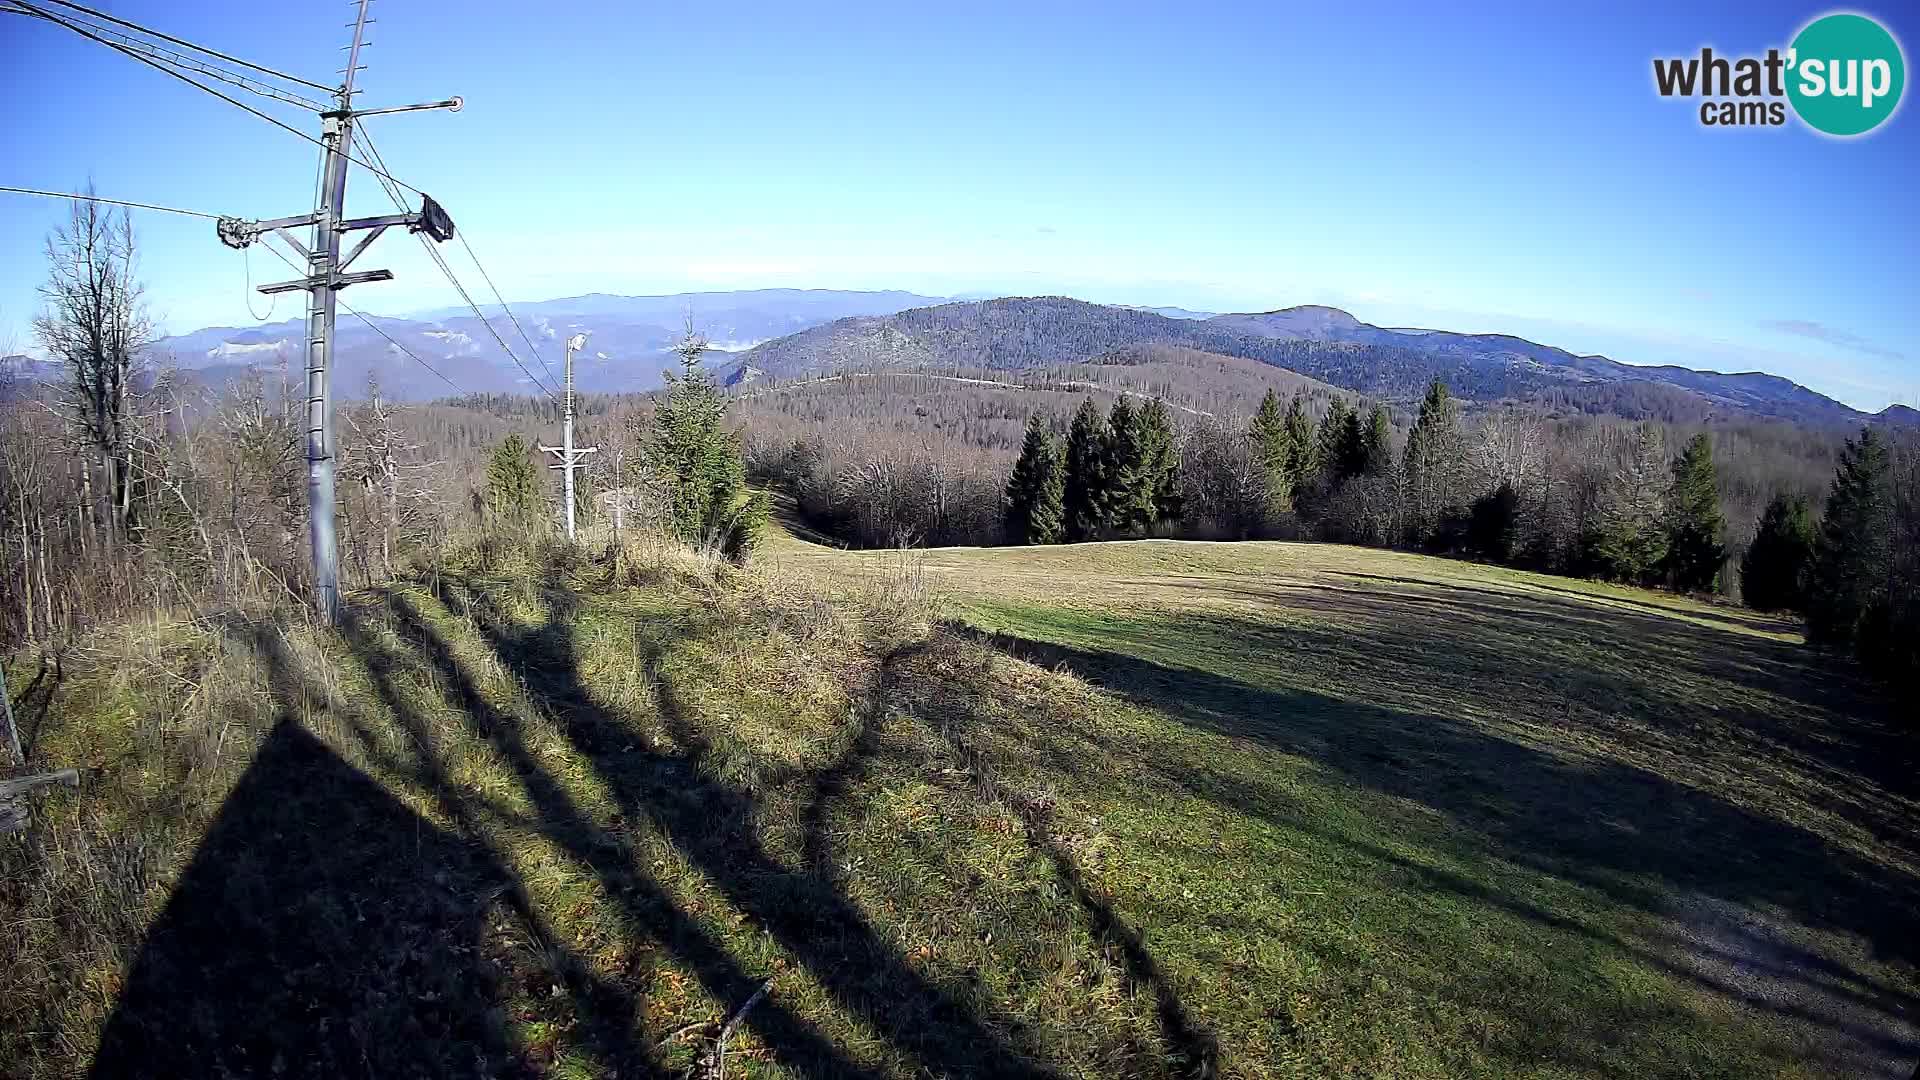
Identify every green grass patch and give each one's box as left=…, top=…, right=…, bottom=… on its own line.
left=3, top=533, right=1915, bottom=1078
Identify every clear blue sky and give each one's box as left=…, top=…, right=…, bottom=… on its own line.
left=2, top=0, right=1914, bottom=409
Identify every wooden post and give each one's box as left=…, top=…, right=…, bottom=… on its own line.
left=0, top=769, right=79, bottom=835
left=0, top=770, right=78, bottom=800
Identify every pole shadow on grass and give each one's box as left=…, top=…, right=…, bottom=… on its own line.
left=323, top=612, right=672, bottom=1076
left=99, top=614, right=684, bottom=1078
left=895, top=654, right=1221, bottom=1079
left=366, top=591, right=889, bottom=1080
left=89, top=715, right=522, bottom=1079
left=426, top=562, right=1066, bottom=1080
left=99, top=608, right=879, bottom=1079
left=957, top=617, right=1920, bottom=1076
left=1164, top=570, right=1903, bottom=759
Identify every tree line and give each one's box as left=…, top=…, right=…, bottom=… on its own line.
left=1002, top=381, right=1732, bottom=590
left=1003, top=396, right=1181, bottom=544
left=3, top=201, right=1911, bottom=703
left=1000, top=379, right=1917, bottom=693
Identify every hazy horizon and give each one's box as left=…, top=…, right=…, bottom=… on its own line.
left=2, top=1, right=1913, bottom=410
left=6, top=282, right=1910, bottom=414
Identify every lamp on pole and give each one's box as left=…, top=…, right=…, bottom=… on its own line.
left=542, top=333, right=597, bottom=539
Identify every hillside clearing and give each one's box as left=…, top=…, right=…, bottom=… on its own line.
left=4, top=530, right=1917, bottom=1078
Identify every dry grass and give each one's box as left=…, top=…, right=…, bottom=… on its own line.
left=3, top=528, right=1916, bottom=1078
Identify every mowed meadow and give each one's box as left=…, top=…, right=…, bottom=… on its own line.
left=775, top=530, right=1920, bottom=1077
left=4, top=521, right=1917, bottom=1078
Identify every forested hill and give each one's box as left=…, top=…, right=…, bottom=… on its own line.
left=733, top=296, right=1881, bottom=427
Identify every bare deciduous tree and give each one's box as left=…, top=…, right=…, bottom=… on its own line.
left=344, top=375, right=438, bottom=581
left=32, top=189, right=154, bottom=548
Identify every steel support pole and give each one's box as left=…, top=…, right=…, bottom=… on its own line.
left=304, top=108, right=352, bottom=622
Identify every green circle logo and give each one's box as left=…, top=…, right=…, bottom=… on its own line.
left=1787, top=13, right=1906, bottom=136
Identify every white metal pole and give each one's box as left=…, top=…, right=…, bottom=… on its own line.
left=562, top=337, right=576, bottom=539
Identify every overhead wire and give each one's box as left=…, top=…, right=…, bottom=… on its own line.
left=6, top=3, right=328, bottom=111
left=356, top=127, right=557, bottom=386
left=350, top=127, right=559, bottom=402
left=2, top=186, right=464, bottom=395
left=257, top=237, right=467, bottom=397
left=7, top=0, right=489, bottom=404
left=243, top=243, right=276, bottom=322
left=455, top=231, right=558, bottom=386
left=0, top=185, right=223, bottom=219
left=29, top=0, right=333, bottom=91
left=4, top=0, right=424, bottom=195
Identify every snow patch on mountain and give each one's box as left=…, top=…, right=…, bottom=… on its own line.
left=422, top=330, right=479, bottom=355
left=207, top=340, right=289, bottom=361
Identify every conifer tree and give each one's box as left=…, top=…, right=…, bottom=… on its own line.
left=1360, top=404, right=1393, bottom=477
left=572, top=457, right=600, bottom=528
left=1401, top=381, right=1466, bottom=546
left=1004, top=415, right=1065, bottom=545
left=1140, top=398, right=1182, bottom=525
left=1741, top=493, right=1816, bottom=612
left=1250, top=390, right=1291, bottom=516
left=1282, top=392, right=1315, bottom=504
left=645, top=327, right=755, bottom=555
left=1806, top=426, right=1893, bottom=648
left=1663, top=432, right=1726, bottom=593
left=1467, top=479, right=1519, bottom=562
left=1104, top=397, right=1151, bottom=531
left=484, top=434, right=540, bottom=523
left=1316, top=397, right=1353, bottom=490
left=1062, top=397, right=1109, bottom=542
left=1336, top=406, right=1367, bottom=481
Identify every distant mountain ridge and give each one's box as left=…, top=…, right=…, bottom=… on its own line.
left=735, top=297, right=1887, bottom=427
left=19, top=290, right=1902, bottom=427
left=132, top=289, right=949, bottom=402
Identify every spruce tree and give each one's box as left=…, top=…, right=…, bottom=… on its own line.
left=1401, top=381, right=1466, bottom=547
left=1005, top=415, right=1065, bottom=545
left=1741, top=493, right=1816, bottom=612
left=1140, top=398, right=1182, bottom=525
left=1336, top=406, right=1367, bottom=481
left=1282, top=392, right=1315, bottom=504
left=1037, top=439, right=1067, bottom=542
left=572, top=457, right=599, bottom=527
left=1104, top=397, right=1151, bottom=531
left=1250, top=390, right=1291, bottom=516
left=485, top=434, right=540, bottom=523
left=1062, top=398, right=1109, bottom=542
left=1360, top=404, right=1393, bottom=477
left=723, top=490, right=771, bottom=563
left=647, top=330, right=754, bottom=554
left=1806, top=427, right=1893, bottom=648
left=1316, top=397, right=1353, bottom=490
left=1663, top=432, right=1726, bottom=593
